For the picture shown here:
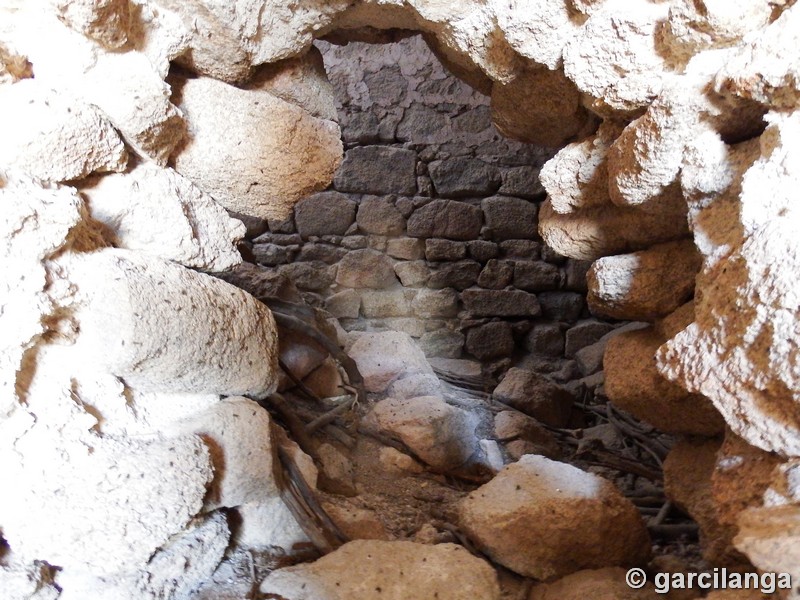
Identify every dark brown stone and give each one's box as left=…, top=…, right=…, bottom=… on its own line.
left=461, top=289, right=541, bottom=317
left=407, top=200, right=483, bottom=241
left=465, top=321, right=514, bottom=360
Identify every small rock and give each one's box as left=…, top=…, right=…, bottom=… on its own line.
left=360, top=289, right=415, bottom=318
left=499, top=239, right=540, bottom=259
left=498, top=166, right=546, bottom=199
left=349, top=332, right=433, bottom=393
left=317, top=443, right=357, bottom=497
left=387, top=373, right=443, bottom=399
left=379, top=446, right=426, bottom=475
left=321, top=502, right=389, bottom=541
left=459, top=455, right=650, bottom=579
left=365, top=396, right=478, bottom=471
left=394, top=260, right=430, bottom=287
left=492, top=368, right=574, bottom=427
left=494, top=411, right=561, bottom=459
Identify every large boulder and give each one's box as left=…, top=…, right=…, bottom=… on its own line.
left=171, top=74, right=342, bottom=221
left=459, top=455, right=650, bottom=579
left=348, top=332, right=434, bottom=393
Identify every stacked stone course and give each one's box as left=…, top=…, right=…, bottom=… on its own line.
left=245, top=37, right=620, bottom=375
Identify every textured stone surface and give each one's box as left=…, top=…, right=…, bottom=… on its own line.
left=514, top=261, right=561, bottom=291
left=335, top=249, right=397, bottom=289
left=260, top=540, right=500, bottom=600
left=492, top=65, right=595, bottom=147
left=334, top=146, right=417, bottom=195
left=0, top=80, right=127, bottom=183
left=348, top=332, right=434, bottom=393
left=481, top=196, right=538, bottom=241
left=461, top=289, right=540, bottom=317
left=407, top=200, right=483, bottom=240
left=605, top=318, right=725, bottom=436
left=82, top=163, right=244, bottom=272
left=588, top=239, right=701, bottom=321
left=459, top=455, right=650, bottom=579
left=365, top=395, right=478, bottom=471
left=67, top=249, right=279, bottom=397
left=529, top=568, right=662, bottom=600
left=493, top=368, right=574, bottom=427
left=357, top=197, right=406, bottom=236
left=429, top=157, right=501, bottom=197
left=295, top=191, right=357, bottom=238
left=465, top=322, right=514, bottom=361
left=657, top=111, right=800, bottom=455
left=172, top=75, right=342, bottom=221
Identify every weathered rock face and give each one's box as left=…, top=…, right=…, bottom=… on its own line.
left=260, top=540, right=501, bottom=600
left=459, top=455, right=650, bottom=579
left=171, top=74, right=342, bottom=221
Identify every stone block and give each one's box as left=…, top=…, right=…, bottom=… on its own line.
left=386, top=237, right=425, bottom=260
left=477, top=259, right=514, bottom=289
left=334, top=146, right=417, bottom=195
left=465, top=322, right=514, bottom=360
left=407, top=200, right=483, bottom=241
left=295, top=191, right=357, bottom=239
left=459, top=455, right=649, bottom=579
left=428, top=260, right=482, bottom=291
left=413, top=288, right=460, bottom=318
left=360, top=289, right=416, bottom=318
left=356, top=196, right=406, bottom=236
left=492, top=368, right=574, bottom=427
left=425, top=238, right=467, bottom=261
left=482, top=196, right=538, bottom=241
left=336, top=249, right=397, bottom=289
left=462, top=289, right=541, bottom=317
left=498, top=166, right=546, bottom=199
left=513, top=261, right=562, bottom=291
left=525, top=323, right=565, bottom=357
left=394, top=260, right=430, bottom=288
left=325, top=290, right=361, bottom=319
left=499, top=239, right=540, bottom=259
left=468, top=240, right=499, bottom=262
left=429, top=157, right=501, bottom=197
left=277, top=261, right=335, bottom=292
left=419, top=329, right=465, bottom=359
left=538, top=291, right=585, bottom=322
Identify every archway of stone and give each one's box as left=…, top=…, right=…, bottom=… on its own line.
left=200, top=32, right=698, bottom=599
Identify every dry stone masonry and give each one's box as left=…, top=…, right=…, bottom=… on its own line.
left=1, top=0, right=800, bottom=598
left=246, top=36, right=621, bottom=382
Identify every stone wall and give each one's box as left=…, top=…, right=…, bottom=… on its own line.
left=245, top=36, right=617, bottom=378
